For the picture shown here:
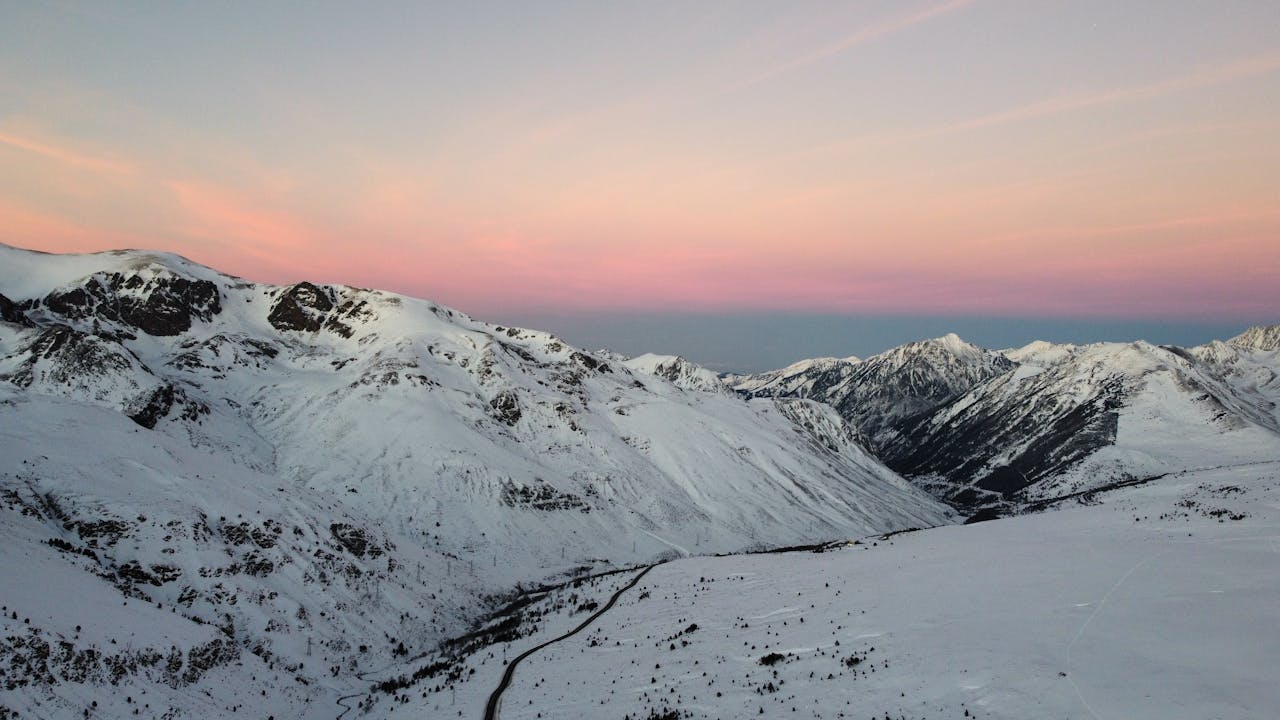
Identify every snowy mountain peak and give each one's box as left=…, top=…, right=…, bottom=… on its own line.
left=935, top=332, right=967, bottom=349
left=731, top=335, right=1016, bottom=451
left=892, top=332, right=996, bottom=363
left=622, top=353, right=731, bottom=394
left=1230, top=325, right=1280, bottom=352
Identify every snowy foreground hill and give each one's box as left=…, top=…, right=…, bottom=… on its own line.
left=418, top=462, right=1280, bottom=720
left=0, top=244, right=949, bottom=719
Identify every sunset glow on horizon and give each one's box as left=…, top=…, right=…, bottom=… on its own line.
left=2, top=1, right=1278, bottom=324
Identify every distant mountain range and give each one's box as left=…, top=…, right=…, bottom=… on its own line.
left=730, top=325, right=1280, bottom=515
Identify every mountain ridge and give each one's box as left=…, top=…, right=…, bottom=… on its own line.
left=737, top=328, right=1280, bottom=515
left=0, top=242, right=951, bottom=717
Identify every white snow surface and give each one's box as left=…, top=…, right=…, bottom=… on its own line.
left=0, top=243, right=950, bottom=718
left=406, top=463, right=1280, bottom=720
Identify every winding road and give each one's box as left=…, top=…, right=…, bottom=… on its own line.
left=483, top=563, right=659, bottom=720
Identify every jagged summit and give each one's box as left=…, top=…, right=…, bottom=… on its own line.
left=729, top=332, right=1016, bottom=448
left=1230, top=325, right=1280, bottom=352
left=736, top=327, right=1280, bottom=515
left=882, top=337, right=1280, bottom=512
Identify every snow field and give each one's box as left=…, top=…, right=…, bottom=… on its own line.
left=403, top=464, right=1279, bottom=720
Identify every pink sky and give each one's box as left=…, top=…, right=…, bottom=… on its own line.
left=2, top=2, right=1277, bottom=322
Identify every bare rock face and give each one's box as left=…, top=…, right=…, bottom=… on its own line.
left=0, top=324, right=207, bottom=429
left=0, top=291, right=31, bottom=326
left=267, top=281, right=334, bottom=332
left=489, top=390, right=523, bottom=426
left=4, top=325, right=138, bottom=388
left=42, top=271, right=221, bottom=336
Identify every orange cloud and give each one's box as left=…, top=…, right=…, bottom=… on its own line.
left=169, top=181, right=318, bottom=251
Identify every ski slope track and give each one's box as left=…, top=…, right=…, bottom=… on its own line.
left=0, top=243, right=948, bottom=719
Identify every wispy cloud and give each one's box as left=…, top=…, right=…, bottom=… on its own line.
left=728, top=0, right=979, bottom=91
left=806, top=50, right=1280, bottom=157
left=0, top=130, right=136, bottom=175
left=941, top=50, right=1280, bottom=134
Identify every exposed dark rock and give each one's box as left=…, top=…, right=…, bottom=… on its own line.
left=963, top=507, right=1005, bottom=524
left=240, top=551, right=274, bottom=577
left=180, top=639, right=239, bottom=686
left=42, top=271, right=221, bottom=336
left=168, top=334, right=279, bottom=374
left=68, top=518, right=132, bottom=548
left=268, top=281, right=333, bottom=332
left=44, top=537, right=98, bottom=561
left=758, top=651, right=787, bottom=666
left=500, top=481, right=588, bottom=512
left=330, top=522, right=382, bottom=558
left=569, top=351, right=611, bottom=373
left=490, top=390, right=522, bottom=426
left=1, top=325, right=135, bottom=390
left=129, top=383, right=177, bottom=428
left=115, top=561, right=181, bottom=586
left=324, top=298, right=376, bottom=338
left=0, top=292, right=31, bottom=326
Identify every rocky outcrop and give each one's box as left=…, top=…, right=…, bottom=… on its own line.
left=267, top=281, right=333, bottom=332
left=41, top=270, right=221, bottom=336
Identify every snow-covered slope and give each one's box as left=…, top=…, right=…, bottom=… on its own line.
left=729, top=334, right=1015, bottom=448
left=0, top=244, right=950, bottom=718
left=371, top=462, right=1280, bottom=720
left=1189, top=326, right=1280, bottom=427
left=881, top=337, right=1280, bottom=513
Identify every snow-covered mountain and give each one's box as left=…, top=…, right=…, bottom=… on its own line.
left=0, top=244, right=950, bottom=718
left=882, top=334, right=1280, bottom=514
left=888, top=335, right=1280, bottom=513
left=736, top=330, right=1280, bottom=517
left=729, top=333, right=1015, bottom=448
